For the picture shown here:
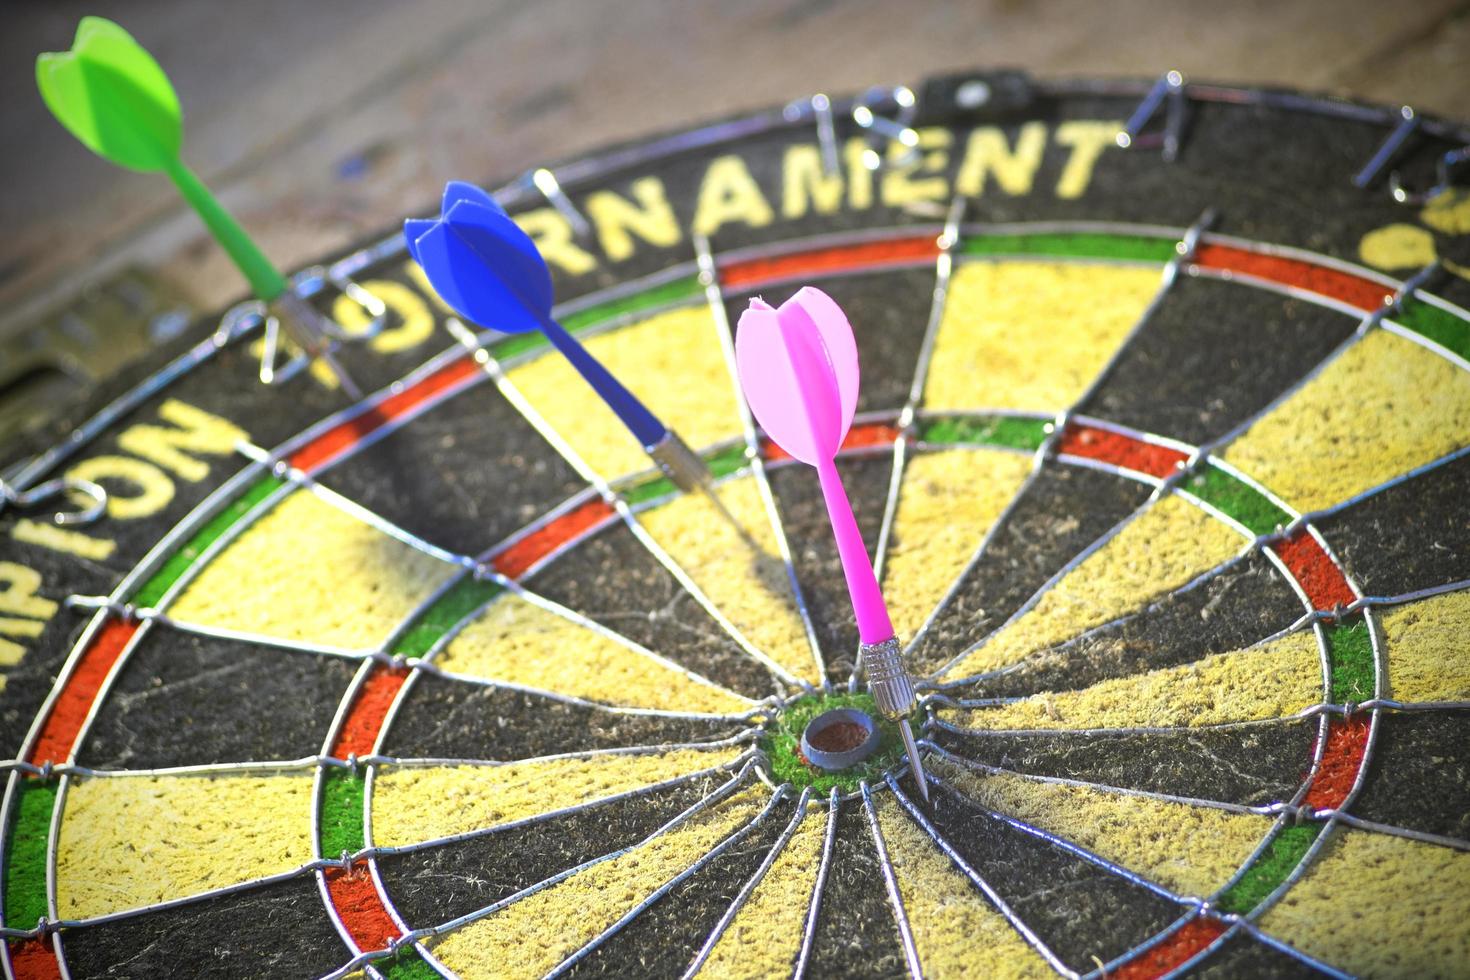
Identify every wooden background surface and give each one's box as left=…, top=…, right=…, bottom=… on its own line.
left=1, top=0, right=1467, bottom=436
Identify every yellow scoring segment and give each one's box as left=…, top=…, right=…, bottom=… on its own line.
left=883, top=449, right=1034, bottom=642
left=1222, top=329, right=1470, bottom=513
left=922, top=262, right=1161, bottom=414
left=942, top=628, right=1323, bottom=731
left=166, top=489, right=456, bottom=649
left=873, top=793, right=1054, bottom=979
left=505, top=306, right=742, bottom=480
left=433, top=591, right=753, bottom=715
left=428, top=785, right=770, bottom=977
left=1259, top=826, right=1470, bottom=978
left=698, top=801, right=827, bottom=978
left=56, top=770, right=315, bottom=920
left=371, top=747, right=748, bottom=850
left=944, top=495, right=1244, bottom=680
left=935, top=762, right=1269, bottom=899
left=1381, top=587, right=1470, bottom=703
left=637, top=473, right=822, bottom=687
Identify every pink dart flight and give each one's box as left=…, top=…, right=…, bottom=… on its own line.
left=736, top=287, right=928, bottom=799
left=735, top=287, right=891, bottom=645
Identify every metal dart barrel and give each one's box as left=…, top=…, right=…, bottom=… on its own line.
left=860, top=636, right=929, bottom=801
left=859, top=636, right=915, bottom=718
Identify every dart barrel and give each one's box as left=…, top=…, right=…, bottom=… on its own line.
left=859, top=636, right=916, bottom=719
left=646, top=430, right=711, bottom=493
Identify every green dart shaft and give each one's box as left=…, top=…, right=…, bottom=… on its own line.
left=164, top=157, right=286, bottom=301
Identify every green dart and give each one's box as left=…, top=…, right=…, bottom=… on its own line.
left=37, top=16, right=363, bottom=397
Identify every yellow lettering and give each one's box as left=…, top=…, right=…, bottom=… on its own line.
left=586, top=178, right=681, bottom=262
left=10, top=519, right=116, bottom=561
left=0, top=562, right=57, bottom=620
left=882, top=128, right=952, bottom=208
left=845, top=139, right=875, bottom=210
left=0, top=618, right=43, bottom=640
left=515, top=208, right=597, bottom=276
left=1054, top=120, right=1120, bottom=199
left=116, top=400, right=246, bottom=482
left=955, top=122, right=1047, bottom=197
left=692, top=155, right=774, bottom=237
left=782, top=145, right=845, bottom=219
left=67, top=456, right=174, bottom=520
left=334, top=281, right=434, bottom=354
left=0, top=640, right=22, bottom=670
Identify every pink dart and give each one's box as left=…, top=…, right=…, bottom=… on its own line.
left=736, top=286, right=928, bottom=800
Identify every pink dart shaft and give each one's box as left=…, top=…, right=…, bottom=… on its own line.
left=816, top=456, right=893, bottom=644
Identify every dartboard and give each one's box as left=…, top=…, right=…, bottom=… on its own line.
left=2, top=72, right=1469, bottom=980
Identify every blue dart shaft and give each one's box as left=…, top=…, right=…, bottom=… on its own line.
left=539, top=316, right=667, bottom=448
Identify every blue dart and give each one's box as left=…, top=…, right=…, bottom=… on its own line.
left=407, top=181, right=752, bottom=539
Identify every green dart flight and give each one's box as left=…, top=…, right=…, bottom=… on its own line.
left=37, top=16, right=363, bottom=396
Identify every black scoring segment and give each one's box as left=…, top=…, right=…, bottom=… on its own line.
left=805, top=799, right=908, bottom=979
left=61, top=874, right=346, bottom=979
left=767, top=455, right=892, bottom=681
left=76, top=626, right=357, bottom=770
left=559, top=799, right=789, bottom=977
left=1180, top=931, right=1334, bottom=978
left=317, top=377, right=586, bottom=559
left=911, top=459, right=1153, bottom=674
left=976, top=552, right=1305, bottom=699
left=918, top=774, right=1184, bottom=972
left=524, top=518, right=780, bottom=698
left=929, top=721, right=1315, bottom=809
left=378, top=672, right=748, bottom=762
left=378, top=772, right=733, bottom=930
left=1314, top=450, right=1470, bottom=597
left=1077, top=276, right=1359, bottom=446
left=1349, top=709, right=1470, bottom=844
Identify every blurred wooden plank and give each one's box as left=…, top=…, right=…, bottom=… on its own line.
left=1, top=0, right=1465, bottom=337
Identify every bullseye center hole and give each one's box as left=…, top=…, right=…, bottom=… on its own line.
left=800, top=707, right=880, bottom=771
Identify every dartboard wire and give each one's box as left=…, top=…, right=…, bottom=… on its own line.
left=0, top=761, right=768, bottom=941
left=312, top=761, right=764, bottom=980
left=1255, top=616, right=1377, bottom=908
left=1085, top=912, right=1228, bottom=980
left=1237, top=612, right=1390, bottom=926
left=791, top=787, right=839, bottom=980
left=857, top=197, right=967, bottom=697
left=364, top=755, right=764, bottom=862
left=924, top=472, right=1195, bottom=684
left=363, top=668, right=446, bottom=978
left=682, top=786, right=814, bottom=978
left=1198, top=260, right=1443, bottom=455
left=921, top=737, right=1468, bottom=850
left=918, top=739, right=1289, bottom=819
left=881, top=772, right=1081, bottom=977
left=922, top=770, right=1192, bottom=907
left=312, top=656, right=383, bottom=972
left=0, top=738, right=754, bottom=781
left=693, top=232, right=829, bottom=690
left=199, top=449, right=766, bottom=712
left=921, top=550, right=1266, bottom=697
left=856, top=780, right=922, bottom=978
left=925, top=251, right=1440, bottom=688
left=871, top=195, right=966, bottom=577
left=908, top=211, right=1215, bottom=676
left=457, top=328, right=811, bottom=694
left=925, top=444, right=1470, bottom=700
left=545, top=782, right=792, bottom=978
left=2, top=451, right=343, bottom=965
left=1224, top=921, right=1355, bottom=980
left=76, top=612, right=762, bottom=724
